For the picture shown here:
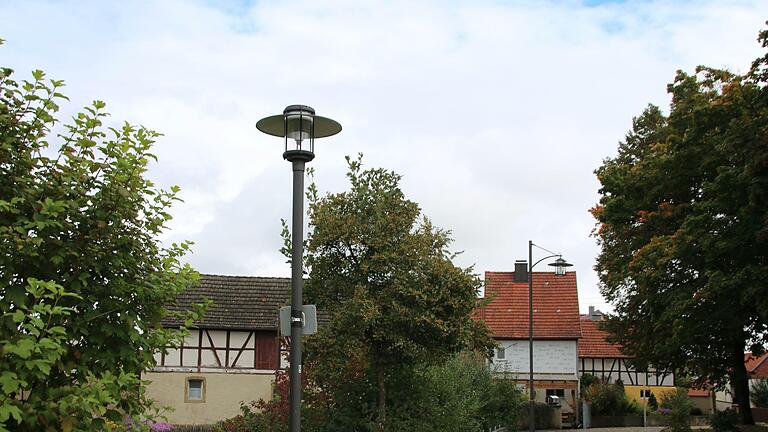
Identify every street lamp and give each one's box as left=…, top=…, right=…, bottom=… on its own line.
left=528, top=240, right=572, bottom=432
left=257, top=105, right=341, bottom=432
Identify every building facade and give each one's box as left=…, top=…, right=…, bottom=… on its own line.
left=476, top=266, right=581, bottom=418
left=578, top=308, right=676, bottom=407
left=145, top=275, right=289, bottom=425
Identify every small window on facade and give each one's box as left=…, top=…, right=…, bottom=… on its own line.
left=546, top=389, right=565, bottom=397
left=640, top=389, right=652, bottom=399
left=496, top=346, right=506, bottom=360
left=186, top=378, right=205, bottom=402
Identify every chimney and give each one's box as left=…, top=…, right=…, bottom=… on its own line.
left=588, top=306, right=603, bottom=321
left=514, top=260, right=528, bottom=282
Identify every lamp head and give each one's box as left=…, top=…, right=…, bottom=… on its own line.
left=548, top=257, right=573, bottom=276
left=256, top=105, right=342, bottom=162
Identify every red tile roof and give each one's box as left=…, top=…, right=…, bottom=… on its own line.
left=688, top=388, right=710, bottom=397
left=578, top=316, right=629, bottom=358
left=475, top=271, right=581, bottom=339
left=746, top=352, right=768, bottom=379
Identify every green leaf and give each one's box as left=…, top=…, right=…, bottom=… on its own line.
left=4, top=338, right=35, bottom=358
left=0, top=404, right=23, bottom=423
left=0, top=372, right=19, bottom=394
left=7, top=308, right=25, bottom=323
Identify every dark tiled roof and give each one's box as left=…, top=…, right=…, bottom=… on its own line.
left=475, top=271, right=581, bottom=339
left=578, top=316, right=628, bottom=358
left=163, top=274, right=290, bottom=330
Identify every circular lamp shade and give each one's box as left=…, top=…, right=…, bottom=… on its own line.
left=256, top=105, right=342, bottom=141
left=548, top=257, right=573, bottom=276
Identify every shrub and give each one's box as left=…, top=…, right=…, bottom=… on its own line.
left=583, top=381, right=640, bottom=416
left=481, top=373, right=523, bottom=430
left=661, top=388, right=692, bottom=432
left=751, top=377, right=768, bottom=408
left=615, top=379, right=625, bottom=392
left=709, top=409, right=739, bottom=432
left=213, top=353, right=523, bottom=432
left=393, top=354, right=523, bottom=432
left=648, top=392, right=659, bottom=410
left=580, top=374, right=600, bottom=392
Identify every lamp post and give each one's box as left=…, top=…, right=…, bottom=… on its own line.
left=528, top=240, right=572, bottom=432
left=256, top=105, right=341, bottom=432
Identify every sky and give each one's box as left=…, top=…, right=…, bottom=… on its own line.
left=2, top=0, right=767, bottom=313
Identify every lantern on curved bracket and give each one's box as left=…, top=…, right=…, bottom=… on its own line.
left=256, top=105, right=342, bottom=162
left=548, top=257, right=573, bottom=276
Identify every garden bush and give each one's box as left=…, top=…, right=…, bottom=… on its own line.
left=213, top=353, right=523, bottom=432
left=648, top=392, right=659, bottom=410
left=709, top=408, right=739, bottom=432
left=661, top=388, right=692, bottom=432
left=583, top=381, right=641, bottom=416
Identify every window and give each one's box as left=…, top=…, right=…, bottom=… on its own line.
left=255, top=332, right=278, bottom=369
left=495, top=346, right=506, bottom=360
left=186, top=377, right=205, bottom=403
left=640, top=389, right=652, bottom=399
left=546, top=389, right=565, bottom=397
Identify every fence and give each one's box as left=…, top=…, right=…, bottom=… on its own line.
left=590, top=415, right=710, bottom=427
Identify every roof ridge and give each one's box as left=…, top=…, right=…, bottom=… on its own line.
left=485, top=271, right=577, bottom=275
left=201, top=273, right=291, bottom=280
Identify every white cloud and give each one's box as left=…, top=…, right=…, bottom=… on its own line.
left=3, top=0, right=767, bottom=313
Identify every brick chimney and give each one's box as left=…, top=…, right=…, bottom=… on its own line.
left=514, top=260, right=528, bottom=282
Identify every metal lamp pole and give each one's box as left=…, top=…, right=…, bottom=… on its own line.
left=528, top=241, right=572, bottom=432
left=257, top=106, right=341, bottom=432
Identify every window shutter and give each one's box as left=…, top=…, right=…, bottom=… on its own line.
left=256, top=332, right=277, bottom=369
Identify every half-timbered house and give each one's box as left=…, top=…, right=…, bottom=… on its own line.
left=144, top=275, right=289, bottom=425
left=714, top=351, right=768, bottom=412
left=578, top=307, right=675, bottom=404
left=475, top=264, right=581, bottom=418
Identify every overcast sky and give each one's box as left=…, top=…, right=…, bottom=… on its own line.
left=3, top=0, right=767, bottom=313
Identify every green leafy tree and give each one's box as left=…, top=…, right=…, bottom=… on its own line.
left=297, top=155, right=495, bottom=431
left=0, top=49, right=200, bottom=431
left=591, top=27, right=768, bottom=425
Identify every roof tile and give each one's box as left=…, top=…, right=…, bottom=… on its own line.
left=162, top=274, right=290, bottom=330
left=746, top=352, right=768, bottom=379
left=475, top=271, right=580, bottom=339
left=578, top=316, right=628, bottom=358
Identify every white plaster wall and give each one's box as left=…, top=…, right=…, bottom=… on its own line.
left=144, top=371, right=274, bottom=425
left=158, top=330, right=258, bottom=369
left=579, top=358, right=675, bottom=386
left=492, top=340, right=577, bottom=375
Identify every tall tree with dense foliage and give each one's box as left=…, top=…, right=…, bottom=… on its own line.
left=0, top=47, right=200, bottom=431
left=297, top=155, right=495, bottom=431
left=591, top=28, right=768, bottom=424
